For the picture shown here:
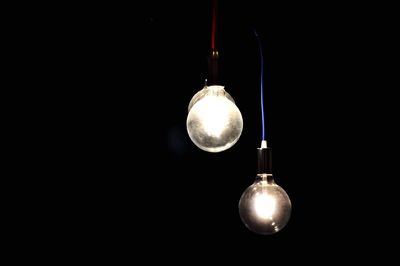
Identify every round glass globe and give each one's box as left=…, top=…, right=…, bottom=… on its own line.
left=186, top=85, right=243, bottom=152
left=239, top=175, right=291, bottom=235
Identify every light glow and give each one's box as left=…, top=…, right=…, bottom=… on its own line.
left=190, top=95, right=232, bottom=138
left=254, top=193, right=276, bottom=220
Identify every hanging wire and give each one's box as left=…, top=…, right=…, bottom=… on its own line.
left=208, top=0, right=219, bottom=85
left=254, top=30, right=266, bottom=140
left=211, top=0, right=217, bottom=51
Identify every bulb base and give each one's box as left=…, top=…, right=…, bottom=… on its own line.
left=208, top=50, right=219, bottom=85
left=257, top=147, right=272, bottom=174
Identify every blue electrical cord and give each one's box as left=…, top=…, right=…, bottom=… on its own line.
left=254, top=30, right=265, bottom=141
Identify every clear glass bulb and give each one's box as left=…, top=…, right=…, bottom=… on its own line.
left=186, top=85, right=243, bottom=152
left=239, top=174, right=291, bottom=235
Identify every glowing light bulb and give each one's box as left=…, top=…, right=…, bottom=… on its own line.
left=239, top=142, right=291, bottom=235
left=186, top=85, right=243, bottom=152
left=239, top=175, right=291, bottom=234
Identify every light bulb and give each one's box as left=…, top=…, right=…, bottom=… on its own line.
left=239, top=174, right=291, bottom=234
left=186, top=85, right=243, bottom=152
left=238, top=143, right=291, bottom=235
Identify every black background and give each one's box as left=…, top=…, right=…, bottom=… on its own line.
left=40, top=0, right=393, bottom=262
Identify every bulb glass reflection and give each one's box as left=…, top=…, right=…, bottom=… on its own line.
left=239, top=174, right=291, bottom=235
left=187, top=85, right=243, bottom=152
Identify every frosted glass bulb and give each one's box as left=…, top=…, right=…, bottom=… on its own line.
left=186, top=85, right=243, bottom=152
left=239, top=174, right=291, bottom=235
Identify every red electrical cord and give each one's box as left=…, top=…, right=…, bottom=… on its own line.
left=208, top=0, right=219, bottom=85
left=211, top=0, right=217, bottom=51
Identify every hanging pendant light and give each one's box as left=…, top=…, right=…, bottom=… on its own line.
left=238, top=31, right=291, bottom=235
left=186, top=0, right=243, bottom=153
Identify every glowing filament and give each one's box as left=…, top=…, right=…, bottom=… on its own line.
left=254, top=193, right=276, bottom=219
left=191, top=96, right=230, bottom=137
